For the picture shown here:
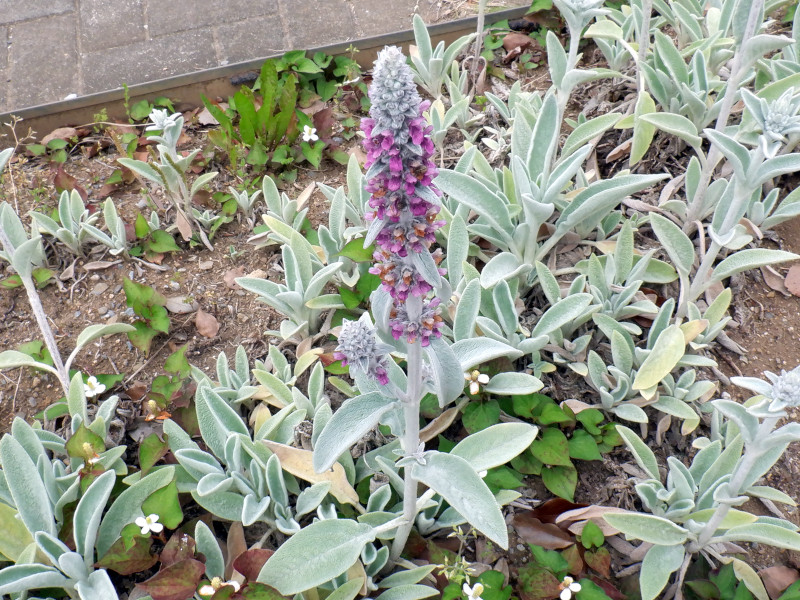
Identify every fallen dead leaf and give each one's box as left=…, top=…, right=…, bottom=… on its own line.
left=197, top=106, right=219, bottom=126
left=556, top=506, right=632, bottom=536
left=83, top=260, right=122, bottom=271
left=261, top=441, right=359, bottom=505
left=785, top=264, right=800, bottom=297
left=42, top=127, right=78, bottom=145
left=225, top=522, right=247, bottom=580
left=761, top=265, right=791, bottom=296
left=175, top=211, right=193, bottom=241
left=195, top=309, right=219, bottom=338
left=759, top=565, right=799, bottom=599
left=606, top=139, right=632, bottom=162
left=511, top=513, right=573, bottom=549
left=223, top=267, right=245, bottom=289
left=165, top=296, right=198, bottom=314
left=420, top=405, right=462, bottom=443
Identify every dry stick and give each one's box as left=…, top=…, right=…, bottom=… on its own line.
left=683, top=0, right=765, bottom=228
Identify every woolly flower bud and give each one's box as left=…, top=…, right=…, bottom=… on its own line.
left=743, top=88, right=800, bottom=159
left=334, top=314, right=392, bottom=385
left=766, top=366, right=800, bottom=410
left=368, top=46, right=422, bottom=137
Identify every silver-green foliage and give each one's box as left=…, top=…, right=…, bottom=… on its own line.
left=604, top=366, right=800, bottom=599
left=30, top=189, right=100, bottom=257
left=118, top=109, right=218, bottom=249
left=237, top=215, right=345, bottom=341
left=408, top=14, right=475, bottom=99
left=0, top=415, right=171, bottom=598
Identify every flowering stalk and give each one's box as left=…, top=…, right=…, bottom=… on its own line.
left=336, top=46, right=447, bottom=561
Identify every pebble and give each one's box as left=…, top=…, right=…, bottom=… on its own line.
left=123, top=307, right=136, bottom=317
left=199, top=261, right=213, bottom=270
left=113, top=284, right=122, bottom=294
left=90, top=274, right=100, bottom=281
left=137, top=199, right=148, bottom=209
left=169, top=281, right=180, bottom=290
left=92, top=282, right=109, bottom=295
left=74, top=310, right=82, bottom=318
left=27, top=398, right=37, bottom=407
left=98, top=306, right=109, bottom=316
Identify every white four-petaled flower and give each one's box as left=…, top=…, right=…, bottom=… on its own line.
left=302, top=125, right=319, bottom=142
left=84, top=376, right=106, bottom=398
left=463, top=582, right=485, bottom=600
left=198, top=577, right=241, bottom=596
left=465, top=370, right=489, bottom=395
left=559, top=576, right=582, bottom=600
left=135, top=514, right=164, bottom=535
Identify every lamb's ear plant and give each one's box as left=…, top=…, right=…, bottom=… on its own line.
left=0, top=170, right=135, bottom=395
left=408, top=14, right=475, bottom=99
left=603, top=365, right=800, bottom=600
left=118, top=108, right=218, bottom=249
left=29, top=189, right=100, bottom=257
left=256, top=46, right=537, bottom=596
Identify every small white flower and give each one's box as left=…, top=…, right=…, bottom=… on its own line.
left=199, top=576, right=241, bottom=596
left=463, top=582, right=485, bottom=600
left=302, top=125, right=319, bottom=143
left=135, top=514, right=164, bottom=535
left=559, top=576, right=582, bottom=600
left=465, top=370, right=490, bottom=395
left=84, top=376, right=106, bottom=398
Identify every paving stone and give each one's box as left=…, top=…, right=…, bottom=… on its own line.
left=0, top=0, right=73, bottom=26
left=281, top=0, right=357, bottom=48
left=82, top=28, right=217, bottom=93
left=7, top=14, right=78, bottom=110
left=216, top=14, right=288, bottom=65
left=351, top=0, right=421, bottom=35
left=80, top=0, right=146, bottom=52
left=146, top=0, right=279, bottom=38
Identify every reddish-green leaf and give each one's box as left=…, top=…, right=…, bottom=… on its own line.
left=160, top=532, right=196, bottom=568
left=585, top=547, right=611, bottom=578
left=233, top=548, right=274, bottom=581
left=136, top=558, right=205, bottom=600
left=95, top=534, right=157, bottom=575
left=517, top=564, right=562, bottom=600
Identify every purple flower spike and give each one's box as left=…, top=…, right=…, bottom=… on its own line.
left=359, top=45, right=447, bottom=346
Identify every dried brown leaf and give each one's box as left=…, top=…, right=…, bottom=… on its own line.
left=195, top=309, right=219, bottom=338
left=512, top=514, right=574, bottom=549
left=420, top=406, right=461, bottom=443
left=261, top=441, right=359, bottom=505
left=785, top=264, right=800, bottom=297
left=223, top=267, right=244, bottom=289
left=42, top=127, right=78, bottom=145
left=759, top=565, right=799, bottom=599
left=165, top=296, right=197, bottom=314
left=83, top=260, right=122, bottom=271
left=606, top=139, right=632, bottom=162
left=175, top=212, right=193, bottom=241
left=225, top=522, right=247, bottom=580
left=762, top=265, right=791, bottom=296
